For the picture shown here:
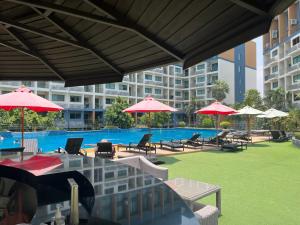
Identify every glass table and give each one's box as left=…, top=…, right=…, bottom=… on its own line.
left=0, top=154, right=200, bottom=225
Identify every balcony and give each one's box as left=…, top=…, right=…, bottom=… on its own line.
left=84, top=85, right=93, bottom=92
left=264, top=56, right=278, bottom=65
left=68, top=103, right=84, bottom=109
left=37, top=81, right=48, bottom=89
left=69, top=86, right=84, bottom=92
left=144, top=80, right=164, bottom=86
left=50, top=84, right=65, bottom=91
left=0, top=81, right=21, bottom=86
left=105, top=89, right=129, bottom=96
left=287, top=63, right=300, bottom=73
left=286, top=43, right=300, bottom=55
left=264, top=73, right=278, bottom=81
left=287, top=83, right=300, bottom=90
left=95, top=104, right=103, bottom=110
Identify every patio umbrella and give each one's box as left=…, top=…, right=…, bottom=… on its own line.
left=233, top=106, right=263, bottom=136
left=195, top=101, right=238, bottom=145
left=257, top=108, right=288, bottom=130
left=123, top=96, right=177, bottom=130
left=0, top=86, right=63, bottom=155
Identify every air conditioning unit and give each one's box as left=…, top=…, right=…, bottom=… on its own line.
left=290, top=19, right=297, bottom=25
left=271, top=30, right=278, bottom=39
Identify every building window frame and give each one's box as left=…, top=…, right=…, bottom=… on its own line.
left=293, top=92, right=300, bottom=102
left=293, top=74, right=300, bottom=84
left=271, top=48, right=278, bottom=58
left=271, top=65, right=278, bottom=74
left=145, top=74, right=153, bottom=80
left=291, top=35, right=300, bottom=47
left=292, top=55, right=300, bottom=65
left=145, top=87, right=152, bottom=94
left=196, top=63, right=205, bottom=71
left=272, top=81, right=278, bottom=89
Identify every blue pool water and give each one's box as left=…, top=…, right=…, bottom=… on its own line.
left=0, top=128, right=218, bottom=152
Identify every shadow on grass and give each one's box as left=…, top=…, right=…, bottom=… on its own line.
left=248, top=143, right=270, bottom=148
left=201, top=148, right=245, bottom=154
left=158, top=156, right=181, bottom=164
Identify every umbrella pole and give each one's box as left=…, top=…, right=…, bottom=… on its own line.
left=247, top=115, right=251, bottom=137
left=216, top=115, right=219, bottom=146
left=21, top=107, right=24, bottom=161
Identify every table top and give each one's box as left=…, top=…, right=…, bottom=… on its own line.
left=165, top=178, right=221, bottom=202
left=0, top=154, right=200, bottom=225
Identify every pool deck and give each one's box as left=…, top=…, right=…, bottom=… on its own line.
left=83, top=136, right=269, bottom=158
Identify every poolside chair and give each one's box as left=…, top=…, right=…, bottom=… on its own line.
left=125, top=134, right=156, bottom=155
left=175, top=133, right=203, bottom=148
left=96, top=142, right=115, bottom=159
left=270, top=130, right=289, bottom=142
left=231, top=131, right=252, bottom=143
left=160, top=140, right=185, bottom=151
left=59, top=138, right=84, bottom=155
left=203, top=130, right=230, bottom=145
left=221, top=141, right=247, bottom=152
left=23, top=139, right=39, bottom=155
left=280, top=130, right=292, bottom=140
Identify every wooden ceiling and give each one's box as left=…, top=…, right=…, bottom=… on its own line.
left=0, top=0, right=293, bottom=86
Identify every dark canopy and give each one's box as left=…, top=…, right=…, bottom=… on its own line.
left=0, top=0, right=293, bottom=86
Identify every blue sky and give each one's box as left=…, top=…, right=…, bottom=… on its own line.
left=254, top=36, right=263, bottom=95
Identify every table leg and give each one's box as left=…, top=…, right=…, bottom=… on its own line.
left=216, top=190, right=221, bottom=216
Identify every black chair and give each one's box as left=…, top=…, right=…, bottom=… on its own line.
left=160, top=140, right=185, bottom=151
left=125, top=134, right=156, bottom=155
left=221, top=141, right=247, bottom=152
left=96, top=142, right=115, bottom=158
left=280, top=130, right=292, bottom=140
left=231, top=131, right=252, bottom=143
left=270, top=131, right=289, bottom=142
left=173, top=133, right=202, bottom=148
left=203, top=130, right=230, bottom=145
left=59, top=138, right=84, bottom=155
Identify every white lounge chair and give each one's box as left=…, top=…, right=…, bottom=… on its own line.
left=23, top=139, right=39, bottom=155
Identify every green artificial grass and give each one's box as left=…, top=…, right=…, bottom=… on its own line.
left=160, top=142, right=300, bottom=225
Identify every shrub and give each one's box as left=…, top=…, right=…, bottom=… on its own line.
left=220, top=120, right=231, bottom=129
left=201, top=118, right=214, bottom=128
left=178, top=121, right=186, bottom=127
left=294, top=132, right=300, bottom=140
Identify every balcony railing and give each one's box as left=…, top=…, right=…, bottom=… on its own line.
left=288, top=83, right=300, bottom=90
left=287, top=63, right=300, bottom=73
left=0, top=81, right=21, bottom=86
left=69, top=86, right=84, bottom=92
left=50, top=84, right=66, bottom=90
left=264, top=56, right=278, bottom=65
left=144, top=80, right=164, bottom=86
left=105, top=89, right=129, bottom=96
left=37, top=81, right=48, bottom=88
left=264, top=73, right=278, bottom=81
left=286, top=43, right=300, bottom=55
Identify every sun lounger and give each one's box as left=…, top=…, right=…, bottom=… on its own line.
left=173, top=133, right=203, bottom=148
left=221, top=141, right=247, bottom=152
left=203, top=130, right=230, bottom=145
left=96, top=142, right=115, bottom=158
left=270, top=130, right=289, bottom=142
left=125, top=134, right=156, bottom=155
left=58, top=138, right=84, bottom=155
left=280, top=130, right=292, bottom=140
left=160, top=140, right=185, bottom=151
left=23, top=138, right=39, bottom=155
left=231, top=131, right=252, bottom=143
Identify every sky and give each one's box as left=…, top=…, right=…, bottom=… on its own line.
left=254, top=36, right=264, bottom=95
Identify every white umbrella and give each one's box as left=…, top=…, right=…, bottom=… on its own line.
left=257, top=108, right=288, bottom=118
left=233, top=106, right=263, bottom=136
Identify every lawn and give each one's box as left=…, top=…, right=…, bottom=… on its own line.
left=160, top=142, right=300, bottom=225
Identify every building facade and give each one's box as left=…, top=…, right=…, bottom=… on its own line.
left=263, top=1, right=300, bottom=107
left=0, top=42, right=256, bottom=129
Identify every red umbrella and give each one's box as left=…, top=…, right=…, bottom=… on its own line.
left=0, top=86, right=63, bottom=151
left=195, top=101, right=237, bottom=145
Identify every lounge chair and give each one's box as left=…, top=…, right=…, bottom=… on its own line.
left=203, top=130, right=230, bottom=145
left=175, top=133, right=203, bottom=148
left=96, top=142, right=115, bottom=158
left=221, top=141, right=247, bottom=152
left=23, top=139, right=39, bottom=154
left=270, top=130, right=289, bottom=142
left=58, top=138, right=84, bottom=155
left=231, top=131, right=252, bottom=143
left=280, top=130, right=292, bottom=140
left=125, top=134, right=156, bottom=155
left=160, top=140, right=185, bottom=151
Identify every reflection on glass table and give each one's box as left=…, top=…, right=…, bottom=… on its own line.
left=0, top=154, right=200, bottom=225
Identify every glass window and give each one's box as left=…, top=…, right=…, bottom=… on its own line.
left=175, top=91, right=181, bottom=96
left=196, top=64, right=205, bottom=71
left=119, top=84, right=127, bottom=91
left=106, top=98, right=114, bottom=104
left=197, top=76, right=205, bottom=83
left=294, top=93, right=300, bottom=101
left=145, top=74, right=152, bottom=80
left=175, top=66, right=182, bottom=74
left=238, top=53, right=241, bottom=60
left=154, top=76, right=162, bottom=82
left=271, top=49, right=278, bottom=57
left=175, top=103, right=181, bottom=108
left=238, top=66, right=241, bottom=72
left=70, top=96, right=81, bottom=102
left=145, top=88, right=152, bottom=94
left=70, top=112, right=81, bottom=120
left=105, top=83, right=115, bottom=89
left=293, top=55, right=300, bottom=64
left=52, top=94, right=65, bottom=101
left=293, top=74, right=300, bottom=83
left=175, top=79, right=182, bottom=85
left=197, top=89, right=205, bottom=95
left=212, top=76, right=218, bottom=83
left=118, top=185, right=127, bottom=192
left=105, top=171, right=114, bottom=179
left=211, top=63, right=218, bottom=71
left=154, top=89, right=161, bottom=95
left=271, top=65, right=278, bottom=73
left=292, top=36, right=300, bottom=46
left=272, top=81, right=278, bottom=89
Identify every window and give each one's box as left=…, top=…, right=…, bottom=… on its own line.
left=175, top=79, right=182, bottom=85
left=105, top=171, right=114, bottom=179
left=145, top=74, right=152, bottom=80
left=154, top=76, right=162, bottom=82
left=70, top=112, right=81, bottom=120
left=118, top=185, right=127, bottom=192
left=238, top=66, right=241, bottom=72
left=294, top=93, right=300, bottom=101
left=175, top=103, right=181, bottom=108
left=197, top=89, right=205, bottom=95
left=197, top=76, right=205, bottom=83
left=119, top=84, right=127, bottom=91
left=196, top=64, right=205, bottom=71
left=272, top=81, right=278, bottom=89
left=175, top=91, right=181, bottom=96
left=271, top=65, right=278, bottom=73
left=106, top=98, right=114, bottom=104
left=271, top=49, right=278, bottom=57
left=211, top=63, right=218, bottom=71
left=211, top=76, right=218, bottom=83
left=105, top=83, right=115, bottom=89
left=237, top=53, right=241, bottom=60
left=154, top=89, right=161, bottom=95
left=293, top=74, right=300, bottom=83
left=145, top=87, right=152, bottom=94
left=52, top=94, right=64, bottom=101
left=293, top=55, right=300, bottom=65
left=70, top=96, right=81, bottom=102
left=175, top=66, right=182, bottom=74
left=292, top=36, right=300, bottom=46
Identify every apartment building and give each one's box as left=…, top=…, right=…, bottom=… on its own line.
left=263, top=1, right=300, bottom=107
left=0, top=42, right=256, bottom=129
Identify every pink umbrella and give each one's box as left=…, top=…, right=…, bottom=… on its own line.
left=123, top=96, right=177, bottom=129
left=195, top=101, right=237, bottom=145
left=0, top=86, right=63, bottom=151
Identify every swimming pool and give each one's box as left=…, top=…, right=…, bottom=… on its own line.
left=0, top=128, right=218, bottom=152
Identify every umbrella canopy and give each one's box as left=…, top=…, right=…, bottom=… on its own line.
left=235, top=106, right=263, bottom=115
left=257, top=108, right=288, bottom=118
left=0, top=86, right=63, bottom=112
left=195, top=101, right=237, bottom=115
left=123, top=96, right=177, bottom=113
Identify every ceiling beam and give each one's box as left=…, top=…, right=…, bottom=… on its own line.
left=82, top=0, right=116, bottom=19
left=228, top=0, right=269, bottom=16
left=0, top=39, right=38, bottom=58
left=6, top=0, right=183, bottom=61
left=0, top=16, right=123, bottom=75
left=3, top=27, right=65, bottom=80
